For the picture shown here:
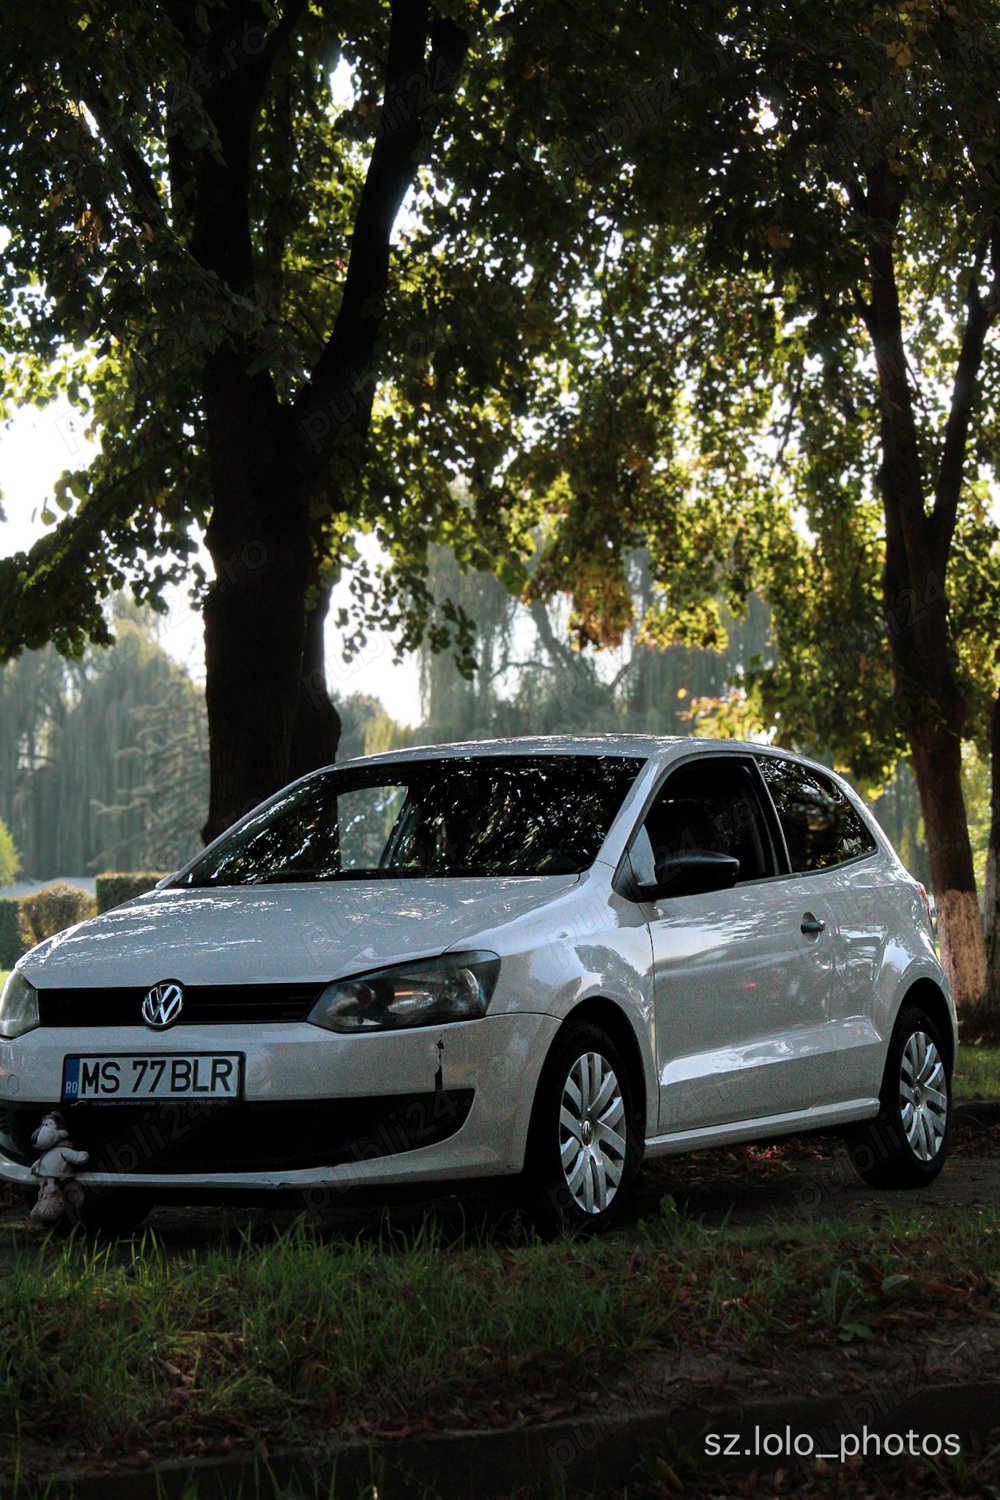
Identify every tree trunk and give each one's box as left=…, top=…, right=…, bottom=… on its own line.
left=907, top=710, right=984, bottom=1008
left=861, top=162, right=988, bottom=1010
left=981, top=688, right=1000, bottom=1025
left=886, top=586, right=982, bottom=1007
left=172, top=1, right=466, bottom=841
left=288, top=583, right=342, bottom=782
left=201, top=533, right=309, bottom=842
left=200, top=366, right=311, bottom=842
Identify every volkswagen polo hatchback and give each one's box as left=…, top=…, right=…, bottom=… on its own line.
left=0, top=737, right=955, bottom=1233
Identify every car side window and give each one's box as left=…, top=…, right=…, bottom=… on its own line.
left=757, top=756, right=878, bottom=872
left=635, top=758, right=778, bottom=886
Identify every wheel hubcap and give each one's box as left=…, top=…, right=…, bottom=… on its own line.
left=559, top=1051, right=627, bottom=1214
left=899, top=1030, right=947, bottom=1162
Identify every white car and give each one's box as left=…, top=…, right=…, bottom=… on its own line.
left=0, top=737, right=955, bottom=1233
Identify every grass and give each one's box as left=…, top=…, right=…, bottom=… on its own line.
left=0, top=1216, right=662, bottom=1445
left=954, top=1041, right=1000, bottom=1098
left=1, top=1200, right=999, bottom=1487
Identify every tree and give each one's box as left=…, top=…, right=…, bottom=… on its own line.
left=712, top=2, right=1000, bottom=1009
left=479, top=0, right=1000, bottom=1007
left=0, top=0, right=475, bottom=839
left=0, top=604, right=207, bottom=876
left=5, top=2, right=746, bottom=847
left=0, top=0, right=814, bottom=839
left=93, top=658, right=209, bottom=872
left=984, top=698, right=1000, bottom=1028
left=416, top=541, right=776, bottom=745
left=336, top=692, right=394, bottom=761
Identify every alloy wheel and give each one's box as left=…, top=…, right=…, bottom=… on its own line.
left=899, top=1029, right=948, bottom=1162
left=559, top=1050, right=628, bottom=1214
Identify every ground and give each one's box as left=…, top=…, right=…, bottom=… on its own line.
left=2, top=1110, right=1000, bottom=1496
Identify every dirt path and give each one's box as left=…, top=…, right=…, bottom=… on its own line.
left=622, top=1111, right=1000, bottom=1233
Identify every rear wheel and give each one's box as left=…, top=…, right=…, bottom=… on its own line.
left=847, top=1005, right=952, bottom=1188
left=525, top=1020, right=639, bottom=1236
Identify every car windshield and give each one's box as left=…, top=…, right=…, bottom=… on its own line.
left=175, top=754, right=643, bottom=886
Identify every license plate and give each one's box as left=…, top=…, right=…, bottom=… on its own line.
left=62, top=1053, right=243, bottom=1103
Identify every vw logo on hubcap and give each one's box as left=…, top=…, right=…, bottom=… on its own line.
left=141, top=980, right=185, bottom=1030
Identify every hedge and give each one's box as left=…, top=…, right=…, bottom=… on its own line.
left=96, top=872, right=169, bottom=914
left=19, top=884, right=97, bottom=946
left=0, top=898, right=26, bottom=970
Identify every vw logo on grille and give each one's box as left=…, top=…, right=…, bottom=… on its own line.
left=141, top=980, right=185, bottom=1030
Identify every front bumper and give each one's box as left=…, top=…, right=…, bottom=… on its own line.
left=0, top=1012, right=560, bottom=1193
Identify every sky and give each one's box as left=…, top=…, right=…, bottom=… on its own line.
left=0, top=398, right=425, bottom=725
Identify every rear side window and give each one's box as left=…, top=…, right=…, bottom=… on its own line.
left=757, top=757, right=877, bottom=872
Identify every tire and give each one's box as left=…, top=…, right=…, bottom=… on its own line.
left=847, top=1004, right=952, bottom=1189
left=524, top=1020, right=640, bottom=1236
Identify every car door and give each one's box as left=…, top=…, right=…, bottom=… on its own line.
left=635, top=753, right=838, bottom=1134
left=755, top=752, right=887, bottom=1101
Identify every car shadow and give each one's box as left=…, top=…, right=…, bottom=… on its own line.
left=3, top=1118, right=997, bottom=1267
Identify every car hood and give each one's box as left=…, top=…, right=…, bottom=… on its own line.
left=21, top=875, right=585, bottom=990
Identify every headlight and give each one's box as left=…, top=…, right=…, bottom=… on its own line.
left=308, top=951, right=500, bottom=1034
left=0, top=969, right=40, bottom=1040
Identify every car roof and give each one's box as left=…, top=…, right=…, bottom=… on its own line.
left=340, top=734, right=679, bottom=765
left=339, top=734, right=787, bottom=766
left=333, top=737, right=871, bottom=810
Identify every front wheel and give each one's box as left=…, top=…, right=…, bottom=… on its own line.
left=847, top=1005, right=952, bottom=1189
left=524, top=1021, right=640, bottom=1236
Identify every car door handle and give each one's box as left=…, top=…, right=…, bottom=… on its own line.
left=800, top=914, right=826, bottom=935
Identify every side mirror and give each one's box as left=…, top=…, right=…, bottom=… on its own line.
left=639, top=850, right=740, bottom=901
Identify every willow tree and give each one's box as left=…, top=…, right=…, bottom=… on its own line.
left=0, top=607, right=204, bottom=876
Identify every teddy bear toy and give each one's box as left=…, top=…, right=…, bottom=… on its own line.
left=30, top=1111, right=89, bottom=1225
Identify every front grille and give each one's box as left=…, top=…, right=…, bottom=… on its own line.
left=37, top=984, right=322, bottom=1027
left=1, top=1091, right=474, bottom=1173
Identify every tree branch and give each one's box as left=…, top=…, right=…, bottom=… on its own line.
left=74, top=67, right=169, bottom=230
left=931, top=218, right=1000, bottom=564
left=292, top=2, right=468, bottom=478
left=260, top=0, right=312, bottom=75
left=608, top=653, right=639, bottom=695
left=0, top=447, right=183, bottom=661
left=774, top=357, right=804, bottom=467
left=166, top=0, right=309, bottom=286
left=862, top=161, right=928, bottom=602
left=528, top=600, right=594, bottom=683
